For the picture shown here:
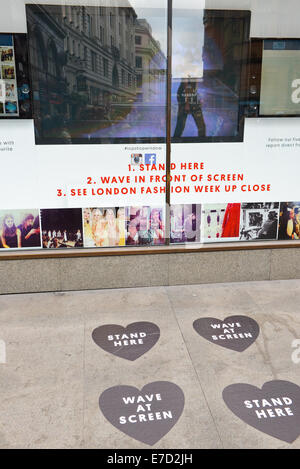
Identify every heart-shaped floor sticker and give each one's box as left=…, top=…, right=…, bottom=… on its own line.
left=92, top=322, right=160, bottom=361
left=99, top=381, right=185, bottom=446
left=193, top=315, right=259, bottom=352
left=223, top=380, right=300, bottom=443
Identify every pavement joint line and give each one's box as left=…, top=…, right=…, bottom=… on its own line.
left=82, top=310, right=87, bottom=449
left=163, top=285, right=225, bottom=449
left=269, top=249, right=273, bottom=281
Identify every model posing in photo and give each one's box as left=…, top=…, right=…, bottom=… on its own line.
left=104, top=209, right=119, bottom=247
left=150, top=208, right=165, bottom=245
left=1, top=214, right=21, bottom=248
left=19, top=214, right=40, bottom=247
left=92, top=208, right=106, bottom=247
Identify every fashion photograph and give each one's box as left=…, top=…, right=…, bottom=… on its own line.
left=201, top=203, right=241, bottom=242
left=83, top=207, right=125, bottom=247
left=239, top=202, right=279, bottom=241
left=126, top=206, right=165, bottom=246
left=40, top=208, right=83, bottom=249
left=278, top=202, right=300, bottom=240
left=170, top=204, right=201, bottom=243
left=0, top=209, right=41, bottom=249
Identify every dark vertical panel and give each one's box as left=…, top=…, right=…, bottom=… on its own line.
left=165, top=0, right=173, bottom=244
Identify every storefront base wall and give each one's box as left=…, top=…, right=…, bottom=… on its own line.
left=0, top=248, right=298, bottom=294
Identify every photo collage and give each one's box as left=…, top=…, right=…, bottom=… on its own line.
left=0, top=203, right=298, bottom=250
left=172, top=202, right=282, bottom=244
left=0, top=34, right=18, bottom=117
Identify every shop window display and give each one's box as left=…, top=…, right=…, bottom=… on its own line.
left=0, top=1, right=300, bottom=252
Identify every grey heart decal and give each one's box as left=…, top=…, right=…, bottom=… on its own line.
left=92, top=322, right=160, bottom=361
left=99, top=381, right=185, bottom=446
left=223, top=380, right=300, bottom=443
left=193, top=315, right=259, bottom=352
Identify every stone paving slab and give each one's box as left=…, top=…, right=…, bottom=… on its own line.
left=0, top=280, right=299, bottom=448
left=168, top=281, right=300, bottom=449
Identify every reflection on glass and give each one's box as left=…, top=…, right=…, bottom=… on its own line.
left=170, top=204, right=201, bottom=243
left=26, top=3, right=167, bottom=144
left=126, top=206, right=165, bottom=245
left=172, top=10, right=250, bottom=142
left=260, top=40, right=300, bottom=116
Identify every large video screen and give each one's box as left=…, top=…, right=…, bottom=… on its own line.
left=26, top=4, right=167, bottom=145
left=171, top=9, right=251, bottom=143
left=260, top=39, right=300, bottom=116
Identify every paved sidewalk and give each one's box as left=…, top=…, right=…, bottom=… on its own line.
left=0, top=279, right=300, bottom=449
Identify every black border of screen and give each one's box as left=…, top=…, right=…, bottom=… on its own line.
left=248, top=37, right=300, bottom=118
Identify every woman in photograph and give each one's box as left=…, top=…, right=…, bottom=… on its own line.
left=278, top=204, right=296, bottom=240
left=104, top=208, right=119, bottom=247
left=83, top=208, right=94, bottom=247
left=295, top=208, right=300, bottom=238
left=183, top=210, right=197, bottom=242
left=1, top=214, right=21, bottom=248
left=20, top=213, right=40, bottom=247
left=150, top=208, right=164, bottom=245
left=170, top=205, right=184, bottom=243
left=286, top=207, right=298, bottom=239
left=135, top=207, right=152, bottom=245
left=91, top=208, right=105, bottom=247
left=6, top=84, right=15, bottom=99
left=117, top=208, right=125, bottom=246
left=126, top=220, right=139, bottom=245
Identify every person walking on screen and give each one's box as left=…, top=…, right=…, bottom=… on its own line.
left=173, top=77, right=206, bottom=138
